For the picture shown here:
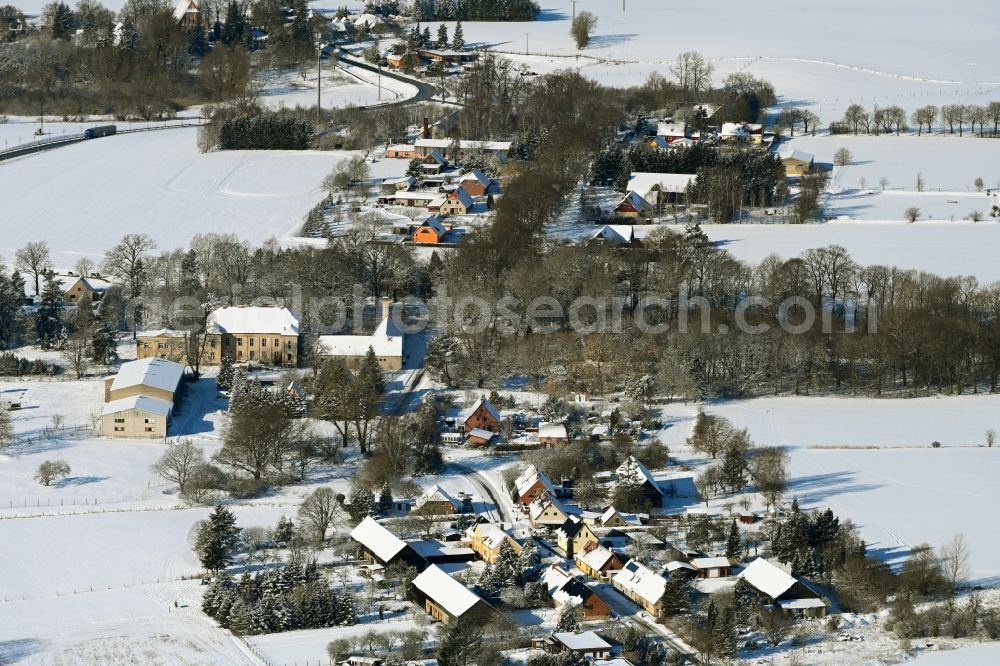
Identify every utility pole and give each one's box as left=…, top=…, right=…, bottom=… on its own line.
left=377, top=59, right=382, bottom=101
left=572, top=0, right=576, bottom=20
left=524, top=32, right=529, bottom=56
left=316, top=38, right=322, bottom=126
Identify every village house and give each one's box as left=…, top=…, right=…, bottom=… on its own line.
left=412, top=216, right=449, bottom=245
left=377, top=190, right=447, bottom=210
left=465, top=428, right=495, bottom=446
left=458, top=169, right=493, bottom=197
left=467, top=522, right=522, bottom=564
left=691, top=556, right=732, bottom=578
left=575, top=542, right=625, bottom=580
left=349, top=517, right=423, bottom=568
left=556, top=515, right=598, bottom=558
left=414, top=485, right=464, bottom=515
left=546, top=632, right=612, bottom=659
left=612, top=560, right=667, bottom=618
left=379, top=175, right=415, bottom=195
left=513, top=466, right=555, bottom=505
left=386, top=144, right=419, bottom=159
left=655, top=121, right=698, bottom=144
left=101, top=358, right=185, bottom=438
left=778, top=148, right=816, bottom=177
left=136, top=306, right=300, bottom=367
left=590, top=224, right=637, bottom=246
left=318, top=298, right=406, bottom=371
left=417, top=48, right=479, bottom=66
left=626, top=172, right=697, bottom=208
left=540, top=565, right=612, bottom=619
left=721, top=122, right=764, bottom=144
left=439, top=188, right=475, bottom=216
left=529, top=495, right=570, bottom=528
left=463, top=395, right=502, bottom=433
left=420, top=150, right=449, bottom=175
left=663, top=560, right=698, bottom=578
left=591, top=506, right=635, bottom=528
left=612, top=191, right=651, bottom=218
left=59, top=273, right=113, bottom=304
left=738, top=558, right=828, bottom=617
left=616, top=456, right=664, bottom=509
left=172, top=0, right=207, bottom=29
left=412, top=565, right=491, bottom=624
left=538, top=421, right=569, bottom=446
left=413, top=138, right=513, bottom=162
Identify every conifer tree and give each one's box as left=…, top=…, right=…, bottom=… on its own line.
left=451, top=21, right=464, bottom=50
left=725, top=519, right=743, bottom=560
left=217, top=355, right=235, bottom=392
left=196, top=504, right=241, bottom=574
left=378, top=482, right=393, bottom=516
left=436, top=23, right=448, bottom=48
left=661, top=571, right=692, bottom=616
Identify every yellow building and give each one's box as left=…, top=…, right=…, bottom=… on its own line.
left=467, top=523, right=522, bottom=564
left=318, top=298, right=406, bottom=371
left=101, top=358, right=185, bottom=438
left=779, top=148, right=815, bottom=177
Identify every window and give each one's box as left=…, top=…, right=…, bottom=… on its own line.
left=286, top=353, right=292, bottom=361
left=144, top=418, right=156, bottom=424
left=237, top=338, right=243, bottom=346
left=261, top=338, right=267, bottom=347
left=273, top=338, right=279, bottom=347
left=210, top=339, right=217, bottom=348
left=157, top=342, right=167, bottom=349
left=114, top=418, right=125, bottom=424
left=144, top=427, right=153, bottom=432
left=114, top=426, right=124, bottom=432
left=209, top=353, right=216, bottom=361
left=249, top=351, right=255, bottom=360
left=249, top=338, right=254, bottom=347
left=286, top=340, right=292, bottom=349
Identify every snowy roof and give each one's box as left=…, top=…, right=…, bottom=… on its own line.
left=418, top=216, right=447, bottom=236
left=446, top=188, right=475, bottom=207
left=415, top=138, right=512, bottom=151
left=349, top=517, right=408, bottom=563
left=529, top=495, right=567, bottom=522
left=691, top=556, right=730, bottom=570
left=172, top=0, right=199, bottom=21
left=616, top=456, right=659, bottom=489
left=110, top=358, right=185, bottom=395
left=591, top=224, right=635, bottom=244
left=613, top=560, right=667, bottom=604
left=407, top=540, right=474, bottom=559
left=627, top=172, right=696, bottom=199
left=475, top=523, right=516, bottom=550
left=459, top=169, right=491, bottom=186
left=466, top=428, right=495, bottom=441
left=412, top=565, right=483, bottom=617
left=463, top=396, right=502, bottom=424
left=738, top=557, right=798, bottom=600
left=387, top=143, right=415, bottom=152
left=664, top=560, right=697, bottom=573
left=721, top=122, right=763, bottom=137
left=207, top=306, right=299, bottom=335
left=599, top=507, right=622, bottom=524
left=382, top=191, right=442, bottom=202
left=514, top=466, right=554, bottom=498
left=656, top=122, right=688, bottom=137
left=538, top=421, right=568, bottom=439
left=541, top=565, right=575, bottom=596
left=136, top=328, right=186, bottom=339
left=556, top=515, right=586, bottom=540
left=616, top=191, right=650, bottom=213
left=778, top=148, right=815, bottom=163
left=384, top=175, right=416, bottom=186
left=576, top=543, right=618, bottom=571
left=101, top=394, right=173, bottom=417
left=318, top=309, right=405, bottom=359
left=553, top=631, right=611, bottom=652
left=416, top=485, right=461, bottom=510
left=594, top=660, right=635, bottom=666
left=778, top=598, right=827, bottom=610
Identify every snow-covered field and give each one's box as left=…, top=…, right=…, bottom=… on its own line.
left=258, top=61, right=418, bottom=111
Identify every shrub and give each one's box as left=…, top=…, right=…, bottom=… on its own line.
left=35, top=460, right=71, bottom=486
left=218, top=114, right=314, bottom=150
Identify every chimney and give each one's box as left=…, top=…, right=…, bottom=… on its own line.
left=422, top=117, right=430, bottom=139
left=380, top=296, right=391, bottom=322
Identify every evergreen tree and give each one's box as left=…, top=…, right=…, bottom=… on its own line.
left=720, top=438, right=749, bottom=492
left=436, top=23, right=448, bottom=48
left=196, top=504, right=242, bottom=574
left=422, top=25, right=431, bottom=48
left=713, top=606, right=738, bottom=658
left=35, top=270, right=64, bottom=347
left=89, top=323, right=118, bottom=366
left=0, top=409, right=13, bottom=448
left=732, top=576, right=759, bottom=626
left=0, top=269, right=25, bottom=347
left=217, top=355, right=235, bottom=392
left=725, top=519, right=743, bottom=560
left=406, top=158, right=423, bottom=178
left=451, top=21, right=464, bottom=50
left=377, top=482, right=393, bottom=515
left=221, top=0, right=248, bottom=46
left=274, top=516, right=295, bottom=545
left=335, top=591, right=357, bottom=624
left=437, top=619, right=484, bottom=666
left=556, top=604, right=581, bottom=631
left=346, top=484, right=377, bottom=523
left=352, top=347, right=385, bottom=452
left=661, top=571, right=692, bottom=616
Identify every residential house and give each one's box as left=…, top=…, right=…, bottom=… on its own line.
left=778, top=148, right=815, bottom=177
left=377, top=190, right=447, bottom=210
left=613, top=191, right=651, bottom=218
left=590, top=224, right=636, bottom=245
left=529, top=495, right=570, bottom=528
left=439, top=188, right=474, bottom=216
left=655, top=122, right=696, bottom=144
left=626, top=172, right=696, bottom=207
left=413, top=138, right=512, bottom=162
left=612, top=560, right=667, bottom=617
left=60, top=273, right=113, bottom=304
left=593, top=506, right=631, bottom=528
left=172, top=0, right=206, bottom=28
left=556, top=515, right=599, bottom=558
left=691, top=556, right=732, bottom=578
left=738, top=558, right=827, bottom=617
left=380, top=175, right=415, bottom=195
left=386, top=144, right=419, bottom=159
left=318, top=298, right=406, bottom=371
left=101, top=358, right=185, bottom=438
left=538, top=421, right=569, bottom=446
left=663, top=560, right=698, bottom=578
left=417, top=48, right=479, bottom=65
left=412, top=216, right=449, bottom=244
left=550, top=632, right=612, bottom=659
left=415, top=485, right=463, bottom=515
left=458, top=169, right=493, bottom=197
left=134, top=329, right=188, bottom=362
left=541, top=565, right=612, bottom=619
left=513, top=466, right=555, bottom=505
left=465, top=428, right=495, bottom=446
left=463, top=395, right=502, bottom=433
left=349, top=516, right=423, bottom=568
left=467, top=522, right=522, bottom=564
left=615, top=456, right=663, bottom=509
left=720, top=122, right=764, bottom=144
left=575, top=542, right=624, bottom=580
left=412, top=565, right=491, bottom=624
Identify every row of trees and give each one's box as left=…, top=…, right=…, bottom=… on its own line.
left=832, top=102, right=1000, bottom=136
left=409, top=0, right=540, bottom=21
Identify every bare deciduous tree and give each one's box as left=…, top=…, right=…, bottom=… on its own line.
left=297, top=487, right=342, bottom=544
left=939, top=533, right=970, bottom=593
left=671, top=51, right=714, bottom=96
left=570, top=11, right=597, bottom=49
left=152, top=439, right=205, bottom=494
left=15, top=241, right=52, bottom=296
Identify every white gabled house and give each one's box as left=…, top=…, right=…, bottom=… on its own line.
left=738, top=557, right=827, bottom=617
left=412, top=565, right=491, bottom=624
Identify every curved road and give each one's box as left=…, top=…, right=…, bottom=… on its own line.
left=336, top=52, right=443, bottom=109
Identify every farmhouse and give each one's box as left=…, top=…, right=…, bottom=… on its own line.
left=413, top=138, right=512, bottom=162
left=467, top=523, right=522, bottom=564
left=59, top=273, right=113, bottom=304
left=458, top=169, right=494, bottom=197
left=318, top=298, right=406, bottom=371
left=538, top=421, right=569, bottom=446
left=101, top=358, right=185, bottom=438
left=380, top=175, right=415, bottom=195
left=439, top=188, right=475, bottom=216
left=349, top=517, right=422, bottom=569
left=626, top=172, right=696, bottom=206
left=778, top=148, right=816, bottom=177
left=575, top=542, right=624, bottom=580
left=414, top=485, right=463, bottom=515
left=412, top=216, right=449, bottom=245
left=738, top=558, right=827, bottom=617
left=541, top=565, right=612, bottom=619
left=529, top=495, right=570, bottom=527
left=721, top=122, right=764, bottom=144
left=513, top=466, right=555, bottom=505
left=613, top=191, right=651, bottom=218
left=590, top=225, right=636, bottom=246
left=386, top=144, right=419, bottom=159
left=691, top=556, right=732, bottom=578
left=377, top=190, right=446, bottom=210
left=412, top=565, right=491, bottom=624
left=612, top=560, right=667, bottom=617
left=556, top=515, right=598, bottom=558
left=548, top=631, right=612, bottom=659
left=463, top=395, right=502, bottom=433
left=615, top=456, right=663, bottom=509
left=465, top=428, right=495, bottom=446
left=417, top=48, right=479, bottom=65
